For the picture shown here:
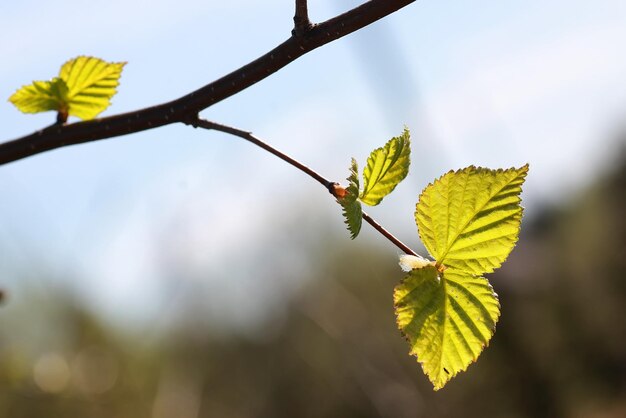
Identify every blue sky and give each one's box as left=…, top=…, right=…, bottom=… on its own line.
left=1, top=0, right=626, bottom=331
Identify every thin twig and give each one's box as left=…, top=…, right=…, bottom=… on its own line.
left=188, top=118, right=332, bottom=190
left=0, top=0, right=416, bottom=165
left=187, top=116, right=418, bottom=256
left=362, top=212, right=417, bottom=256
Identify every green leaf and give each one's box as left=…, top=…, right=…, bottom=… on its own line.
left=8, top=56, right=126, bottom=121
left=415, top=165, right=528, bottom=275
left=394, top=265, right=500, bottom=390
left=338, top=158, right=363, bottom=239
left=59, top=56, right=126, bottom=120
left=8, top=77, right=69, bottom=114
left=359, top=128, right=411, bottom=206
left=396, top=164, right=527, bottom=390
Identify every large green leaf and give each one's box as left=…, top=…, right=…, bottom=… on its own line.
left=396, top=164, right=527, bottom=390
left=8, top=77, right=69, bottom=114
left=394, top=265, right=500, bottom=390
left=415, top=165, right=528, bottom=275
left=359, top=128, right=411, bottom=206
left=338, top=158, right=363, bottom=239
left=9, top=56, right=126, bottom=121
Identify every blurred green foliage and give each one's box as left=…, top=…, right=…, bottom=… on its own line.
left=0, top=153, right=625, bottom=417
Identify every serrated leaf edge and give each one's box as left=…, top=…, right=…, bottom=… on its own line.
left=359, top=128, right=411, bottom=206
left=339, top=158, right=363, bottom=239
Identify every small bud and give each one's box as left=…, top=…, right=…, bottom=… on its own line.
left=332, top=183, right=348, bottom=199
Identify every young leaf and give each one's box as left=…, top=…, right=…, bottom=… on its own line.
left=415, top=165, right=528, bottom=274
left=394, top=266, right=500, bottom=390
left=338, top=158, right=363, bottom=239
left=359, top=128, right=410, bottom=206
left=8, top=56, right=126, bottom=121
left=8, top=78, right=69, bottom=114
left=396, top=165, right=527, bottom=390
left=59, top=56, right=126, bottom=120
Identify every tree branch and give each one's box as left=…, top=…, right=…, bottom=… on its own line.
left=293, top=0, right=313, bottom=36
left=186, top=116, right=418, bottom=257
left=0, top=0, right=415, bottom=165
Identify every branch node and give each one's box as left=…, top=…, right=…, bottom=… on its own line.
left=190, top=117, right=417, bottom=256
left=328, top=182, right=345, bottom=197
left=292, top=20, right=314, bottom=37
left=183, top=113, right=201, bottom=128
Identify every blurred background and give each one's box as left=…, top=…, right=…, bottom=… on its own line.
left=1, top=0, right=625, bottom=417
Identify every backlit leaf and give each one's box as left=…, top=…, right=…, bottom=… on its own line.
left=8, top=77, right=69, bottom=114
left=415, top=165, right=528, bottom=274
left=8, top=56, right=126, bottom=121
left=394, top=265, right=500, bottom=390
left=59, top=56, right=126, bottom=120
left=339, top=158, right=363, bottom=239
left=359, top=128, right=410, bottom=206
left=396, top=164, right=527, bottom=390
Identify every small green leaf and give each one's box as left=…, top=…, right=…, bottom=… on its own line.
left=415, top=165, right=528, bottom=274
left=359, top=128, right=411, bottom=206
left=8, top=56, right=126, bottom=121
left=8, top=77, right=69, bottom=114
left=59, top=56, right=126, bottom=120
left=394, top=265, right=500, bottom=390
left=339, top=158, right=363, bottom=239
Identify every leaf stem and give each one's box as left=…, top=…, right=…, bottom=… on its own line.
left=187, top=116, right=418, bottom=256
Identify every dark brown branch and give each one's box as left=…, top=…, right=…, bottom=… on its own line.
left=0, top=0, right=415, bottom=165
left=187, top=116, right=418, bottom=256
left=293, top=0, right=313, bottom=36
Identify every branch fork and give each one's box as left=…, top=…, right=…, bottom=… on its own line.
left=0, top=0, right=416, bottom=165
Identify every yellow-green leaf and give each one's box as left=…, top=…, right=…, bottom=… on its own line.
left=415, top=165, right=528, bottom=275
left=396, top=164, right=527, bottom=390
left=338, top=158, right=363, bottom=239
left=59, top=56, right=126, bottom=120
left=8, top=77, right=69, bottom=114
left=8, top=56, right=125, bottom=121
left=359, top=128, right=411, bottom=206
left=394, top=265, right=500, bottom=390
